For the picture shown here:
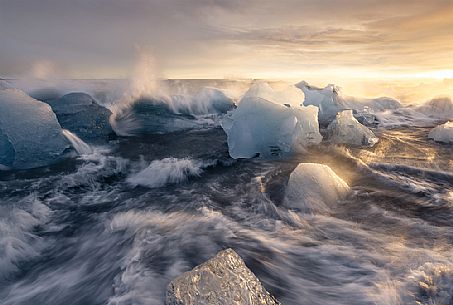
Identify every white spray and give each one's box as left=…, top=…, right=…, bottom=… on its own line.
left=62, top=129, right=93, bottom=155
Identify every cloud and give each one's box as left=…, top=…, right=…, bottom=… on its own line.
left=0, top=0, right=452, bottom=78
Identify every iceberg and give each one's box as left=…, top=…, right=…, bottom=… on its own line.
left=165, top=248, right=280, bottom=305
left=242, top=81, right=305, bottom=108
left=0, top=89, right=70, bottom=169
left=296, top=82, right=344, bottom=124
left=284, top=163, right=350, bottom=214
left=428, top=121, right=453, bottom=143
left=296, top=81, right=401, bottom=125
left=46, top=92, right=114, bottom=143
left=327, top=110, right=379, bottom=147
left=221, top=83, right=322, bottom=159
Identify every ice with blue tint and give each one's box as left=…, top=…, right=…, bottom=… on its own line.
left=296, top=82, right=344, bottom=124
left=327, top=110, right=379, bottom=147
left=46, top=92, right=113, bottom=143
left=0, top=89, right=70, bottom=169
left=296, top=81, right=401, bottom=125
left=221, top=83, right=322, bottom=159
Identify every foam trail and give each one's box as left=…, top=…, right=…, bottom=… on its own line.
left=62, top=129, right=93, bottom=155
left=127, top=158, right=215, bottom=188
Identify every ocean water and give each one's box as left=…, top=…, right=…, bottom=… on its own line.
left=0, top=81, right=452, bottom=305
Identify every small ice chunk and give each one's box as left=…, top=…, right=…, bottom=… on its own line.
left=327, top=110, right=379, bottom=147
left=0, top=89, right=70, bottom=169
left=284, top=163, right=349, bottom=214
left=221, top=83, right=322, bottom=159
left=165, top=248, right=280, bottom=305
left=428, top=121, right=453, bottom=143
left=47, top=92, right=113, bottom=143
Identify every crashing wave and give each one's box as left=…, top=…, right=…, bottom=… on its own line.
left=127, top=158, right=216, bottom=188
left=107, top=208, right=240, bottom=305
left=0, top=196, right=50, bottom=279
left=284, top=163, right=350, bottom=214
left=221, top=82, right=322, bottom=159
left=62, top=129, right=93, bottom=155
left=428, top=121, right=453, bottom=143
left=0, top=89, right=70, bottom=169
left=170, top=87, right=235, bottom=115
left=110, top=87, right=233, bottom=137
left=110, top=97, right=206, bottom=136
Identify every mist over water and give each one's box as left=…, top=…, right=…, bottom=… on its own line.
left=0, top=79, right=452, bottom=305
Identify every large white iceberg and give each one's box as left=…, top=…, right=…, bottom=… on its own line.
left=327, top=110, right=379, bottom=147
left=165, top=248, right=280, bottom=305
left=296, top=81, right=401, bottom=125
left=284, top=163, right=350, bottom=214
left=428, top=121, right=453, bottom=143
left=221, top=83, right=322, bottom=159
left=0, top=89, right=70, bottom=169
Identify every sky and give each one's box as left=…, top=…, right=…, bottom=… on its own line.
left=1, top=0, right=453, bottom=99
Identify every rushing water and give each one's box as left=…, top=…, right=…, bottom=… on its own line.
left=0, top=125, right=452, bottom=305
